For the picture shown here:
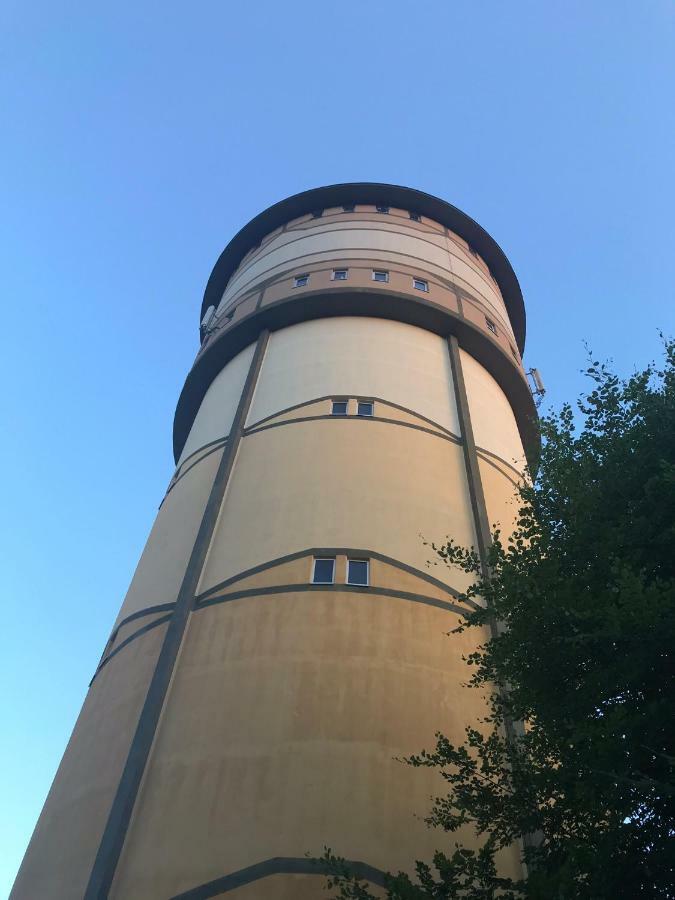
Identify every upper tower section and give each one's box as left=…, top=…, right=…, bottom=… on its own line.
left=174, top=183, right=536, bottom=463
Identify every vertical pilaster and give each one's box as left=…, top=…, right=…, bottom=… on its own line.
left=448, top=333, right=533, bottom=876
left=447, top=335, right=492, bottom=572
left=84, top=330, right=270, bottom=900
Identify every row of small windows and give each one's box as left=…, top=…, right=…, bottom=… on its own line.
left=311, top=205, right=422, bottom=222
left=312, top=557, right=369, bottom=586
left=293, top=270, right=429, bottom=292
left=331, top=398, right=374, bottom=417
left=292, top=271, right=501, bottom=338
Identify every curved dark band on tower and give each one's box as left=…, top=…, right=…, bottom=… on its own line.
left=174, top=290, right=540, bottom=466
left=170, top=855, right=388, bottom=898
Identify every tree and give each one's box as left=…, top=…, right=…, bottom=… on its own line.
left=324, top=340, right=675, bottom=899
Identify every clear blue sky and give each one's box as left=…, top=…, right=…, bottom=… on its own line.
left=1, top=1, right=673, bottom=894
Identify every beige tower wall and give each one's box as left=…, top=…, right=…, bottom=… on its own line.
left=177, top=343, right=255, bottom=465
left=247, top=317, right=461, bottom=435
left=110, top=588, right=515, bottom=899
left=11, top=626, right=168, bottom=899
left=113, top=447, right=223, bottom=627
left=12, top=190, right=534, bottom=900
left=460, top=347, right=526, bottom=469
left=105, top=319, right=524, bottom=897
left=197, top=419, right=475, bottom=594
left=459, top=348, right=527, bottom=547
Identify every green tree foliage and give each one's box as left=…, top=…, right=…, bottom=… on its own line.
left=324, top=341, right=675, bottom=898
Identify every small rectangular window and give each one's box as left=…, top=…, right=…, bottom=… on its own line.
left=357, top=400, right=374, bottom=417
left=413, top=278, right=428, bottom=292
left=293, top=274, right=310, bottom=288
left=332, top=269, right=349, bottom=281
left=372, top=270, right=389, bottom=283
left=313, top=558, right=335, bottom=584
left=376, top=205, right=389, bottom=214
left=332, top=400, right=348, bottom=416
left=409, top=212, right=421, bottom=222
left=342, top=204, right=355, bottom=213
left=485, top=318, right=497, bottom=335
left=311, top=209, right=323, bottom=219
left=347, top=559, right=369, bottom=586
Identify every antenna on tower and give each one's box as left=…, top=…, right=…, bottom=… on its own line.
left=200, top=305, right=217, bottom=341
left=527, top=368, right=546, bottom=406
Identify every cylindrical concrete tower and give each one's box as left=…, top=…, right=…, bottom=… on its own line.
left=12, top=184, right=537, bottom=899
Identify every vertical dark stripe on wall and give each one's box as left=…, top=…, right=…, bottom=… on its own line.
left=447, top=335, right=492, bottom=570
left=448, top=335, right=533, bottom=873
left=84, top=330, right=270, bottom=900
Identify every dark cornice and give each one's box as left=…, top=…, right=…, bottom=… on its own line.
left=201, top=183, right=526, bottom=352
left=174, top=289, right=539, bottom=469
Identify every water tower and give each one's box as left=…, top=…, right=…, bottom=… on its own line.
left=12, top=184, right=537, bottom=899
